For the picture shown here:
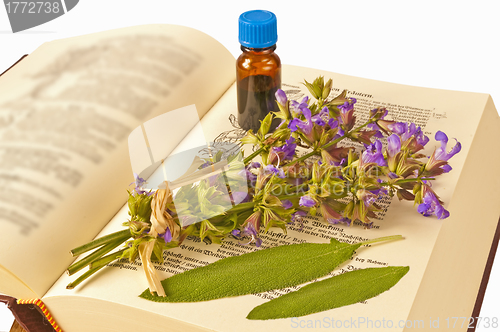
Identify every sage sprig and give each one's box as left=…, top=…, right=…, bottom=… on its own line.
left=247, top=266, right=409, bottom=320
left=66, top=76, right=460, bottom=293
left=139, top=235, right=402, bottom=302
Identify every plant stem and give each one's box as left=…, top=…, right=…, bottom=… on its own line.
left=276, top=193, right=304, bottom=201
left=379, top=177, right=435, bottom=186
left=90, top=248, right=127, bottom=269
left=284, top=150, right=321, bottom=167
left=360, top=235, right=404, bottom=246
left=70, top=229, right=131, bottom=256
left=228, top=201, right=255, bottom=213
left=66, top=264, right=106, bottom=289
left=244, top=147, right=265, bottom=164
left=67, top=237, right=128, bottom=276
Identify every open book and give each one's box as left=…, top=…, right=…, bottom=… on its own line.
left=1, top=24, right=499, bottom=332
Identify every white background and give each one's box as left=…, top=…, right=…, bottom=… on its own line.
left=1, top=1, right=499, bottom=330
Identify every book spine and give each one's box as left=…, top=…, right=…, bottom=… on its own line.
left=16, top=299, right=62, bottom=332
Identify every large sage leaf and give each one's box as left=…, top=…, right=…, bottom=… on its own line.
left=140, top=235, right=402, bottom=302
left=247, top=266, right=409, bottom=320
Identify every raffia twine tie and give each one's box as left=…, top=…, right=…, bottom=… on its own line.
left=139, top=181, right=179, bottom=297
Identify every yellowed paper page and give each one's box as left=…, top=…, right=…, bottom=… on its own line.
left=0, top=24, right=235, bottom=298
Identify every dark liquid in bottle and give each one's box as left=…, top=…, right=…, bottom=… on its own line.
left=237, top=74, right=281, bottom=132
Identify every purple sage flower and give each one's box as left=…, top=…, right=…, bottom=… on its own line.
left=424, top=131, right=461, bottom=175
left=357, top=189, right=378, bottom=207
left=288, top=107, right=313, bottom=135
left=319, top=106, right=329, bottom=116
left=328, top=118, right=339, bottom=129
left=130, top=173, right=152, bottom=195
left=435, top=131, right=461, bottom=161
left=232, top=211, right=263, bottom=247
left=417, top=188, right=450, bottom=219
left=338, top=98, right=357, bottom=113
left=233, top=223, right=258, bottom=245
left=387, top=134, right=402, bottom=158
left=290, top=96, right=309, bottom=114
left=362, top=140, right=387, bottom=166
left=270, top=137, right=297, bottom=163
left=161, top=228, right=172, bottom=243
left=367, top=121, right=385, bottom=138
left=231, top=191, right=249, bottom=204
left=311, top=107, right=330, bottom=126
left=282, top=200, right=293, bottom=209
left=441, top=164, right=452, bottom=173
left=328, top=216, right=352, bottom=226
left=389, top=122, right=429, bottom=150
left=333, top=158, right=346, bottom=167
left=264, top=164, right=286, bottom=178
left=369, top=107, right=388, bottom=120
left=299, top=195, right=316, bottom=208
left=388, top=122, right=406, bottom=135
left=401, top=123, right=417, bottom=142
left=388, top=171, right=399, bottom=179
left=370, top=187, right=388, bottom=196
left=249, top=162, right=261, bottom=169
left=415, top=127, right=430, bottom=146
left=239, top=162, right=261, bottom=186
left=311, top=114, right=326, bottom=126
left=275, top=89, right=287, bottom=106
left=239, top=168, right=257, bottom=185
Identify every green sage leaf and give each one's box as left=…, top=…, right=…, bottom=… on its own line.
left=139, top=235, right=402, bottom=302
left=247, top=266, right=409, bottom=320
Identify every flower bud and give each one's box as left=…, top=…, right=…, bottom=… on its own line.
left=258, top=112, right=274, bottom=137
left=303, top=79, right=321, bottom=99
left=320, top=200, right=342, bottom=224
left=270, top=128, right=291, bottom=141
left=313, top=76, right=325, bottom=91
left=376, top=119, right=397, bottom=134
left=128, top=193, right=137, bottom=216
left=241, top=131, right=259, bottom=145
left=244, top=210, right=262, bottom=232
left=349, top=129, right=378, bottom=145
left=137, top=195, right=153, bottom=221
left=322, top=79, right=333, bottom=100
left=396, top=189, right=415, bottom=201
left=344, top=200, right=355, bottom=219
left=327, top=89, right=349, bottom=107
left=369, top=107, right=388, bottom=121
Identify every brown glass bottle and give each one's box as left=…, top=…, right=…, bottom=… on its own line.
left=237, top=10, right=281, bottom=132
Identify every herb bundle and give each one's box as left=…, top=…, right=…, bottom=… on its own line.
left=66, top=76, right=460, bottom=299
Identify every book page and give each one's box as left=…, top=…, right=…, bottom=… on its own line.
left=43, top=64, right=492, bottom=332
left=0, top=24, right=236, bottom=298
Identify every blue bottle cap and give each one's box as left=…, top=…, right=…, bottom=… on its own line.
left=238, top=10, right=277, bottom=49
